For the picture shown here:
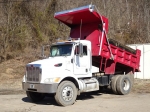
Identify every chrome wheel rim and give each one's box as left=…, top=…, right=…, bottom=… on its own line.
left=123, top=79, right=130, bottom=91
left=62, top=86, right=73, bottom=101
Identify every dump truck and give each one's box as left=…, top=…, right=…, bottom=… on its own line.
left=22, top=5, right=141, bottom=106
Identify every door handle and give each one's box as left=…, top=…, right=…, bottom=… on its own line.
left=71, top=59, right=73, bottom=63
left=86, top=69, right=88, bottom=72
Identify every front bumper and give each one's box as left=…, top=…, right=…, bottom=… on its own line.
left=22, top=82, right=58, bottom=93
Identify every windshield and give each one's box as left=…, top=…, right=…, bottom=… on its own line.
left=50, top=44, right=73, bottom=57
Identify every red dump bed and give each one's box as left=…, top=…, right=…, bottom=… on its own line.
left=54, top=5, right=141, bottom=74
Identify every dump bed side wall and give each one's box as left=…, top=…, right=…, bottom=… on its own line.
left=102, top=37, right=140, bottom=68
left=102, top=37, right=141, bottom=72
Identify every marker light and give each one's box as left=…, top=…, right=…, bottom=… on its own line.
left=54, top=63, right=62, bottom=67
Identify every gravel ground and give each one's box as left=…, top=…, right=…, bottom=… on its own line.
left=0, top=79, right=150, bottom=112
left=0, top=92, right=150, bottom=112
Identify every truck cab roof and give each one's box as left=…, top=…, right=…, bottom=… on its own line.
left=53, top=40, right=91, bottom=45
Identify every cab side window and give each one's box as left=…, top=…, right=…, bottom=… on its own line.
left=74, top=45, right=87, bottom=56
left=74, top=46, right=79, bottom=55
left=83, top=46, right=87, bottom=55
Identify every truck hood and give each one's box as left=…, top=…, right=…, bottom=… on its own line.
left=26, top=57, right=73, bottom=83
left=28, top=57, right=70, bottom=67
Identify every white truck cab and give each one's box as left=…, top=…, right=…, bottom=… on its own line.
left=22, top=40, right=99, bottom=106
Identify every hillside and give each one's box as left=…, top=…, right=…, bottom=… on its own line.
left=0, top=0, right=150, bottom=63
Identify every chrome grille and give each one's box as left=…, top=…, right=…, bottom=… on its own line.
left=26, top=66, right=41, bottom=82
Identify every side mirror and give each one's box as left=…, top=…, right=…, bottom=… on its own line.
left=41, top=45, right=50, bottom=59
left=79, top=43, right=83, bottom=57
left=40, top=46, right=46, bottom=59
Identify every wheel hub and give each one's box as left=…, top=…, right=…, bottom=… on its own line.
left=62, top=86, right=73, bottom=101
left=66, top=91, right=71, bottom=96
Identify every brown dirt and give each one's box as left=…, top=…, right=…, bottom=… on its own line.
left=0, top=59, right=27, bottom=95
left=132, top=79, right=150, bottom=93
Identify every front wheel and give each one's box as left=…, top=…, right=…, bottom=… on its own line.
left=55, top=81, right=77, bottom=106
left=26, top=91, right=45, bottom=102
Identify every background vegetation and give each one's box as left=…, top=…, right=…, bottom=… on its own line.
left=0, top=0, right=150, bottom=63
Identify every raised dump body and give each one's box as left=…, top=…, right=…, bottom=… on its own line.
left=54, top=5, right=141, bottom=75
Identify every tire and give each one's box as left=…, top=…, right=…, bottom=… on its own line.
left=26, top=91, right=45, bottom=102
left=55, top=81, right=77, bottom=106
left=116, top=75, right=131, bottom=95
left=127, top=72, right=134, bottom=88
left=111, top=75, right=120, bottom=94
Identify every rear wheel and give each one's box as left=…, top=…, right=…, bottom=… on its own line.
left=116, top=75, right=131, bottom=95
left=55, top=81, right=77, bottom=106
left=127, top=72, right=134, bottom=88
left=111, top=75, right=120, bottom=94
left=26, top=91, right=45, bottom=102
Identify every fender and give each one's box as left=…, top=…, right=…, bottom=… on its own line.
left=59, top=76, right=81, bottom=90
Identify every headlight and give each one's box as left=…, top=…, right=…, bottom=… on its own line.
left=44, top=77, right=61, bottom=83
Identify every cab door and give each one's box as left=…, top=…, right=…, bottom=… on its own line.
left=73, top=44, right=90, bottom=75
